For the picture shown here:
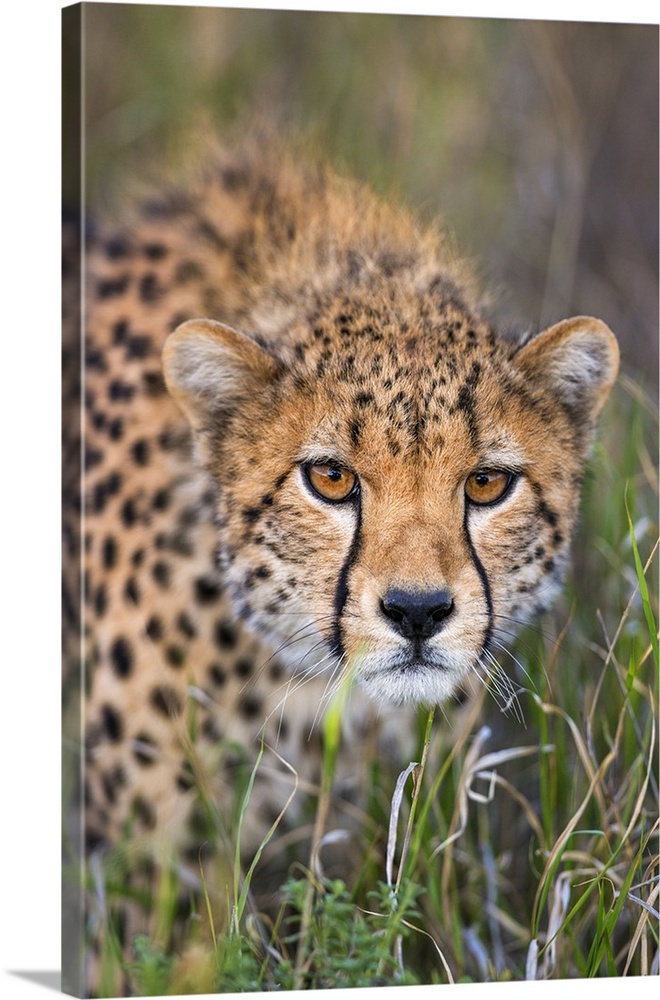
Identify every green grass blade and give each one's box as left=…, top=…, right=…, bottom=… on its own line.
left=625, top=492, right=659, bottom=672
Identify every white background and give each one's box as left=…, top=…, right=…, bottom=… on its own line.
left=0, top=1, right=657, bottom=998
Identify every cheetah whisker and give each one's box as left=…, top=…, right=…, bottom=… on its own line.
left=472, top=650, right=525, bottom=725
left=490, top=632, right=552, bottom=699
left=260, top=646, right=340, bottom=738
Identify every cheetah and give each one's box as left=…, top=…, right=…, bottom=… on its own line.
left=63, top=136, right=618, bottom=990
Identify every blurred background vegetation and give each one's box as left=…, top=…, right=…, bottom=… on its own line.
left=64, top=3, right=658, bottom=386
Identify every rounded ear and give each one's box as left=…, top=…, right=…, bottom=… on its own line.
left=513, top=317, right=619, bottom=422
left=163, top=318, right=280, bottom=432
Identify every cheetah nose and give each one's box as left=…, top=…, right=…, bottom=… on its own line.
left=380, top=588, right=454, bottom=640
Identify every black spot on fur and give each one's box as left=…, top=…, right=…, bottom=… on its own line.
left=91, top=471, right=123, bottom=513
left=131, top=438, right=150, bottom=466
left=139, top=273, right=161, bottom=303
left=215, top=620, right=237, bottom=649
left=112, top=320, right=128, bottom=344
left=108, top=416, right=124, bottom=440
left=269, top=661, right=284, bottom=681
left=201, top=717, right=223, bottom=741
left=150, top=684, right=183, bottom=717
left=176, top=761, right=195, bottom=792
left=124, top=577, right=140, bottom=604
left=120, top=497, right=139, bottom=527
left=195, top=575, right=222, bottom=604
left=105, top=237, right=130, bottom=260
left=152, top=560, right=171, bottom=588
left=100, top=771, right=119, bottom=805
left=143, top=242, right=168, bottom=261
left=97, top=275, right=130, bottom=299
left=101, top=703, right=123, bottom=742
left=111, top=636, right=133, bottom=677
left=240, top=694, right=262, bottom=720
left=165, top=645, right=185, bottom=669
left=143, top=370, right=167, bottom=396
left=454, top=384, right=479, bottom=447
left=102, top=535, right=117, bottom=570
left=109, top=379, right=135, bottom=402
left=111, top=763, right=126, bottom=791
left=207, top=663, right=227, bottom=686
left=177, top=611, right=197, bottom=639
left=85, top=447, right=103, bottom=470
left=234, top=658, right=253, bottom=679
left=145, top=616, right=164, bottom=642
left=152, top=487, right=171, bottom=511
left=94, top=584, right=107, bottom=617
left=126, top=334, right=151, bottom=360
left=133, top=795, right=157, bottom=829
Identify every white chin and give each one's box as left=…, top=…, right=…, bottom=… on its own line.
left=357, top=659, right=465, bottom=707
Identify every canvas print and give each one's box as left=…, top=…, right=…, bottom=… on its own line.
left=62, top=3, right=659, bottom=997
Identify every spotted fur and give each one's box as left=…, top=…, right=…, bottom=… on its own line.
left=67, top=138, right=618, bottom=975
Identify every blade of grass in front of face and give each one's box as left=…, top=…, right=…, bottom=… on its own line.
left=625, top=493, right=659, bottom=671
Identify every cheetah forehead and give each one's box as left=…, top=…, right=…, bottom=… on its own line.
left=266, top=320, right=527, bottom=460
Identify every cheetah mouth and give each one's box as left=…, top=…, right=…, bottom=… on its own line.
left=390, top=652, right=449, bottom=674
left=359, top=647, right=453, bottom=681
left=353, top=646, right=471, bottom=706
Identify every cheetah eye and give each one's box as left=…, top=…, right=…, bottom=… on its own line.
left=303, top=463, right=358, bottom=504
left=465, top=469, right=515, bottom=506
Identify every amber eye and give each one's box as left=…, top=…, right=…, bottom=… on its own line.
left=465, top=469, right=514, bottom=506
left=304, top=463, right=358, bottom=503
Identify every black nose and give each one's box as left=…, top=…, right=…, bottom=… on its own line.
left=380, top=588, right=454, bottom=640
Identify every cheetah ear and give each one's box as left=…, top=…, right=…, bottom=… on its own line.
left=514, top=317, right=619, bottom=422
left=163, top=318, right=280, bottom=431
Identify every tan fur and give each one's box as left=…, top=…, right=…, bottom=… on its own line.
left=68, top=139, right=618, bottom=976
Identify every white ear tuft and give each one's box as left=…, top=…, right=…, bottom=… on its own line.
left=162, top=318, right=279, bottom=431
left=514, top=316, right=619, bottom=421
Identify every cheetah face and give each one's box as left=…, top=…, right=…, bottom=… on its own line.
left=164, top=313, right=618, bottom=706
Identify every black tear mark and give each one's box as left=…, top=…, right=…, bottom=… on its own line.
left=331, top=500, right=363, bottom=660
left=462, top=508, right=493, bottom=661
